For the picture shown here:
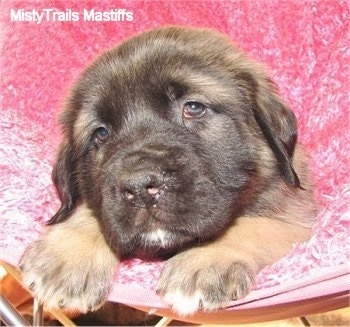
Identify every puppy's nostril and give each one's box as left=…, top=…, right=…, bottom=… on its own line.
left=147, top=185, right=160, bottom=196
left=124, top=190, right=135, bottom=200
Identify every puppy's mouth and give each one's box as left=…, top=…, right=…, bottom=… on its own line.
left=132, top=229, right=196, bottom=260
left=117, top=167, right=196, bottom=254
left=134, top=207, right=187, bottom=245
left=133, top=203, right=170, bottom=226
left=122, top=206, right=197, bottom=259
left=135, top=228, right=179, bottom=259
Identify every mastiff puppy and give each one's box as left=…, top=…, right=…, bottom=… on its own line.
left=21, top=26, right=316, bottom=316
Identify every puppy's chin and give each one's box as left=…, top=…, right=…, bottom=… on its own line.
left=132, top=246, right=177, bottom=260
left=122, top=228, right=197, bottom=260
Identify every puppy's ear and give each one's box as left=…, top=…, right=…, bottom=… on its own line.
left=253, top=82, right=301, bottom=188
left=47, top=139, right=80, bottom=224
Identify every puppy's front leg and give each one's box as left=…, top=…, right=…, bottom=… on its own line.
left=157, top=217, right=311, bottom=316
left=20, top=203, right=118, bottom=313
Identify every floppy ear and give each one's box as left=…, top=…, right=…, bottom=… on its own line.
left=47, top=139, right=80, bottom=224
left=253, top=84, right=301, bottom=188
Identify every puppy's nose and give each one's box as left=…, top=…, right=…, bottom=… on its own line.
left=120, top=170, right=165, bottom=206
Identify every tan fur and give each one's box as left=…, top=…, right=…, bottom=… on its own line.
left=20, top=204, right=118, bottom=313
left=259, top=144, right=316, bottom=227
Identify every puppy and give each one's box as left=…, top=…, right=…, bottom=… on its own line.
left=20, top=26, right=316, bottom=316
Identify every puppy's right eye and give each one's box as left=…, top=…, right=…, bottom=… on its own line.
left=183, top=101, right=207, bottom=119
left=93, top=127, right=109, bottom=146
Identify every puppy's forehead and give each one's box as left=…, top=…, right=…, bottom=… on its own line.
left=71, top=27, right=258, bottom=138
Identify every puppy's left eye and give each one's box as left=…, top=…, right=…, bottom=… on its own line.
left=183, top=101, right=207, bottom=119
left=93, top=127, right=109, bottom=146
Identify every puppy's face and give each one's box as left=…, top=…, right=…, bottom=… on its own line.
left=51, top=27, right=300, bottom=258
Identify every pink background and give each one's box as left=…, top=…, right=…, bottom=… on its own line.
left=1, top=0, right=349, bottom=315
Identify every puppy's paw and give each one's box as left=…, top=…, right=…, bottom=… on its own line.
left=157, top=250, right=254, bottom=316
left=20, top=207, right=118, bottom=313
left=20, top=235, right=117, bottom=313
left=20, top=244, right=108, bottom=312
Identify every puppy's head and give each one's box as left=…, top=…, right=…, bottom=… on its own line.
left=50, top=27, right=300, bottom=258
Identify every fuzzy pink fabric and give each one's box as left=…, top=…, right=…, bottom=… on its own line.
left=1, top=0, right=349, bottom=313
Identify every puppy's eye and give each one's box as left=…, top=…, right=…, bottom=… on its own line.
left=93, top=127, right=109, bottom=146
left=183, top=101, right=207, bottom=119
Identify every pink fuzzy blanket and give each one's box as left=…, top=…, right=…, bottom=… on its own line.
left=1, top=0, right=349, bottom=315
